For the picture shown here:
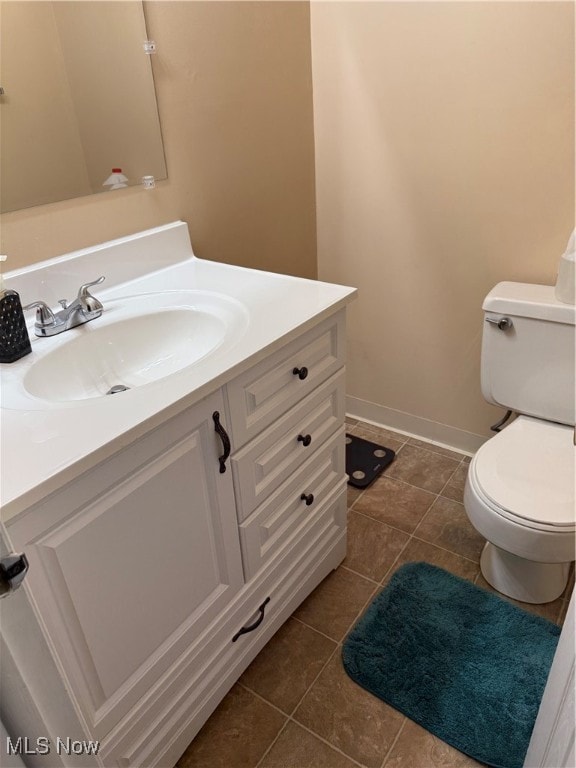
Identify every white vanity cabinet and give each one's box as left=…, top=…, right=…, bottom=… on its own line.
left=2, top=268, right=350, bottom=768
left=5, top=389, right=245, bottom=742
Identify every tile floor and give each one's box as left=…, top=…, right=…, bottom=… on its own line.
left=177, top=419, right=573, bottom=768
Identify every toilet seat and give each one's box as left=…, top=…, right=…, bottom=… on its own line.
left=472, top=415, right=575, bottom=532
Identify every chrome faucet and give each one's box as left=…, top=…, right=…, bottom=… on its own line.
left=24, top=277, right=105, bottom=337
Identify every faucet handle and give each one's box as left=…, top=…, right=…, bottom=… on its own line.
left=77, top=276, right=105, bottom=313
left=23, top=300, right=56, bottom=327
left=78, top=276, right=105, bottom=298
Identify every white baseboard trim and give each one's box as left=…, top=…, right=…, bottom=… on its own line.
left=346, top=395, right=488, bottom=456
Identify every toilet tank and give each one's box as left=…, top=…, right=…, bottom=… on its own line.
left=481, top=282, right=575, bottom=426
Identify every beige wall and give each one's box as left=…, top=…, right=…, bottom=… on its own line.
left=0, top=2, right=317, bottom=279
left=312, top=1, right=575, bottom=444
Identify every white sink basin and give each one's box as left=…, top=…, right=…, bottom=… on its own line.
left=5, top=291, right=248, bottom=407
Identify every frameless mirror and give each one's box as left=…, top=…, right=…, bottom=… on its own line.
left=0, top=1, right=167, bottom=213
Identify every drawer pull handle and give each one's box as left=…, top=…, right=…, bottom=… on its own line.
left=212, top=411, right=231, bottom=473
left=297, top=433, right=312, bottom=447
left=232, top=597, right=271, bottom=642
left=300, top=492, right=315, bottom=506
left=292, top=366, right=308, bottom=381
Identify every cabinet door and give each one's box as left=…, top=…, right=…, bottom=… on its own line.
left=7, top=390, right=243, bottom=738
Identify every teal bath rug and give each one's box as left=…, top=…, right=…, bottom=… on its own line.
left=342, top=563, right=560, bottom=768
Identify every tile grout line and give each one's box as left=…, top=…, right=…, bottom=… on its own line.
left=340, top=532, right=480, bottom=590
left=378, top=533, right=415, bottom=587
left=371, top=457, right=476, bottom=589
left=378, top=717, right=408, bottom=768
left=285, top=640, right=341, bottom=718
left=405, top=458, right=468, bottom=557
left=288, top=716, right=374, bottom=768
left=346, top=507, right=481, bottom=577
left=254, top=714, right=370, bottom=768
left=292, top=566, right=397, bottom=651
left=339, top=563, right=383, bottom=586
left=409, top=533, right=480, bottom=565
left=246, top=560, right=417, bottom=768
left=410, top=498, right=452, bottom=542
left=266, top=550, right=443, bottom=767
left=251, top=641, right=371, bottom=768
left=252, top=717, right=290, bottom=768
left=349, top=455, right=467, bottom=517
left=346, top=453, right=481, bottom=593
left=347, top=430, right=467, bottom=504
left=437, top=458, right=466, bottom=495
left=290, top=614, right=348, bottom=645
left=346, top=441, right=475, bottom=599
left=245, top=644, right=396, bottom=768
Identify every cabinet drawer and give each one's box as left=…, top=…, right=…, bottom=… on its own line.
left=239, top=428, right=346, bottom=579
left=226, top=311, right=346, bottom=447
left=232, top=369, right=345, bottom=521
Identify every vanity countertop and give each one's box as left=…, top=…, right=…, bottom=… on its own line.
left=0, top=222, right=356, bottom=520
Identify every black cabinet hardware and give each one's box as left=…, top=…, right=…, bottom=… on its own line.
left=213, top=411, right=231, bottom=473
left=232, top=597, right=271, bottom=642
left=292, top=366, right=308, bottom=380
left=297, top=433, right=312, bottom=447
left=300, top=493, right=314, bottom=506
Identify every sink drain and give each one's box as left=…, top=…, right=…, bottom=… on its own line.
left=106, top=384, right=130, bottom=395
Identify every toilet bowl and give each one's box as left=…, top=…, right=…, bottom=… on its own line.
left=464, top=416, right=575, bottom=603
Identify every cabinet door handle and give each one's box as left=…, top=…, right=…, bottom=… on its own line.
left=212, top=411, right=231, bottom=473
left=297, top=433, right=312, bottom=447
left=292, top=366, right=308, bottom=380
left=232, top=597, right=271, bottom=642
left=300, top=493, right=314, bottom=506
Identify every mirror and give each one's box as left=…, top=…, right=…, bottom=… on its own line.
left=0, top=1, right=167, bottom=213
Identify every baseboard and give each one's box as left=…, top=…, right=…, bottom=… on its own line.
left=346, top=395, right=487, bottom=456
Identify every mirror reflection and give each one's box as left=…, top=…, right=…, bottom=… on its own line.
left=0, top=1, right=167, bottom=213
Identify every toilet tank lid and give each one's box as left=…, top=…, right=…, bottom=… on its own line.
left=483, top=282, right=575, bottom=325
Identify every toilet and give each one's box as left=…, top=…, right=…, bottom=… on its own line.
left=464, top=281, right=575, bottom=604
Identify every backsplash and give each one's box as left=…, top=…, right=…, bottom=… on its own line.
left=4, top=222, right=192, bottom=308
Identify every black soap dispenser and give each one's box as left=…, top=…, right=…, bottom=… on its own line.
left=0, top=255, right=32, bottom=363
